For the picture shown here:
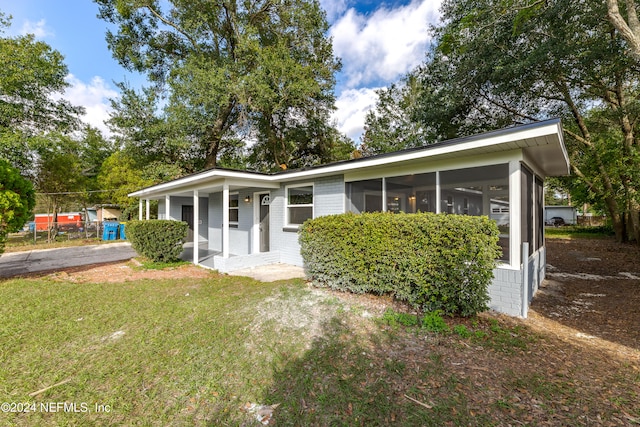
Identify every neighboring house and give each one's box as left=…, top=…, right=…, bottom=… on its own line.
left=87, top=205, right=122, bottom=222
left=545, top=205, right=577, bottom=225
left=130, top=119, right=569, bottom=317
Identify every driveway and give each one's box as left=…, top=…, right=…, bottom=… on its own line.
left=0, top=242, right=138, bottom=279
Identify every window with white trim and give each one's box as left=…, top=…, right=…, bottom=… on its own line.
left=229, top=193, right=239, bottom=227
left=286, top=185, right=313, bottom=226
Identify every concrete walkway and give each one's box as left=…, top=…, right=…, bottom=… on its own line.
left=0, top=242, right=138, bottom=279
left=227, top=263, right=306, bottom=282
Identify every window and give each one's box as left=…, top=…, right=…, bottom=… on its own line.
left=386, top=173, right=436, bottom=214
left=346, top=179, right=382, bottom=213
left=286, top=185, right=313, bottom=226
left=229, top=193, right=239, bottom=227
left=441, top=164, right=510, bottom=262
left=346, top=173, right=436, bottom=214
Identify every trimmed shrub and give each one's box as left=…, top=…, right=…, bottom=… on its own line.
left=126, top=220, right=189, bottom=262
left=299, top=212, right=501, bottom=316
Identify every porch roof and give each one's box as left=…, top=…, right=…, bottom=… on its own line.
left=130, top=118, right=569, bottom=199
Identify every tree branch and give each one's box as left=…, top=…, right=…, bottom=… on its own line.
left=606, top=0, right=640, bottom=57
left=144, top=5, right=201, bottom=53
left=563, top=128, right=592, bottom=148
left=477, top=90, right=539, bottom=122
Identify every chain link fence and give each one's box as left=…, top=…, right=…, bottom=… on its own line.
left=7, top=221, right=126, bottom=246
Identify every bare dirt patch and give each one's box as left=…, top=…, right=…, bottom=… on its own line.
left=532, top=238, right=640, bottom=352
left=46, top=260, right=215, bottom=283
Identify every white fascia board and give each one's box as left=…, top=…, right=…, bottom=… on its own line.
left=130, top=120, right=564, bottom=198
left=277, top=121, right=563, bottom=182
left=129, top=170, right=276, bottom=198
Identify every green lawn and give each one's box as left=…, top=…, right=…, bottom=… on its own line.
left=1, top=273, right=638, bottom=426
left=544, top=225, right=615, bottom=239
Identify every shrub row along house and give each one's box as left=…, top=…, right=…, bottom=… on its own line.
left=130, top=119, right=569, bottom=317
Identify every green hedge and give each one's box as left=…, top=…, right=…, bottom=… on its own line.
left=299, top=212, right=501, bottom=316
left=126, top=220, right=189, bottom=262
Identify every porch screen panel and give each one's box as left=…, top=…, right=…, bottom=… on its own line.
left=521, top=166, right=534, bottom=257
left=386, top=173, right=436, bottom=213
left=440, top=164, right=510, bottom=262
left=535, top=176, right=544, bottom=250
left=346, top=179, right=383, bottom=213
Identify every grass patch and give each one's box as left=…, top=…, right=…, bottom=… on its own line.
left=0, top=276, right=325, bottom=425
left=545, top=225, right=614, bottom=239
left=379, top=308, right=418, bottom=327
left=0, top=274, right=637, bottom=425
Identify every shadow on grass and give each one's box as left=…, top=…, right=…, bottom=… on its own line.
left=259, top=316, right=485, bottom=426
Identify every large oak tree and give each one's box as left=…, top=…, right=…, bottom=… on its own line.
left=97, top=0, right=350, bottom=172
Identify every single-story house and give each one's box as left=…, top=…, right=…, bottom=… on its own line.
left=130, top=119, right=569, bottom=317
left=545, top=205, right=577, bottom=225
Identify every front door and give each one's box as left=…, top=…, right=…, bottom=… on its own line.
left=259, top=194, right=270, bottom=252
left=182, top=205, right=194, bottom=241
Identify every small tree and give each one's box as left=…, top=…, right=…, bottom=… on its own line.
left=0, top=159, right=36, bottom=253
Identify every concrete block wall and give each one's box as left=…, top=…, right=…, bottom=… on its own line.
left=208, top=193, right=222, bottom=251
left=488, top=267, right=523, bottom=317
left=273, top=175, right=345, bottom=266
left=228, top=189, right=253, bottom=256
left=314, top=175, right=346, bottom=217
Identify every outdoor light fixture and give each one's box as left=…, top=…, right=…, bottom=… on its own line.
left=244, top=196, right=251, bottom=203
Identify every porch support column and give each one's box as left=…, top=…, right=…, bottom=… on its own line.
left=435, top=171, right=441, bottom=214
left=165, top=195, right=171, bottom=220
left=381, top=177, right=387, bottom=212
left=138, top=199, right=143, bottom=220
left=509, top=160, right=522, bottom=268
left=145, top=199, right=150, bottom=220
left=193, top=190, right=199, bottom=264
left=222, top=184, right=230, bottom=258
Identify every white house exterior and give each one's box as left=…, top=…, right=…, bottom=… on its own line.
left=545, top=205, right=577, bottom=225
left=130, top=119, right=569, bottom=317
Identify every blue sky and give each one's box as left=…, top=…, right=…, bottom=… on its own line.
left=0, top=0, right=441, bottom=141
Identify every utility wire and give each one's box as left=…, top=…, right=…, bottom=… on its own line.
left=36, top=189, right=120, bottom=196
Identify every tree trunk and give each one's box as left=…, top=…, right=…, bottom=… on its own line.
left=606, top=0, right=640, bottom=59
left=204, top=100, right=236, bottom=169
left=629, top=203, right=640, bottom=242
left=603, top=195, right=627, bottom=243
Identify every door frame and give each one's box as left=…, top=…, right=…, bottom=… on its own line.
left=252, top=191, right=270, bottom=254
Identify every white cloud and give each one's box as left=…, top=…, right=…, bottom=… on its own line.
left=20, top=19, right=53, bottom=38
left=330, top=0, right=441, bottom=88
left=333, top=87, right=382, bottom=142
left=62, top=74, right=118, bottom=137
left=319, top=0, right=349, bottom=22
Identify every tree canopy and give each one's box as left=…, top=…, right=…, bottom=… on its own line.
left=0, top=159, right=35, bottom=253
left=363, top=0, right=640, bottom=243
left=97, top=0, right=352, bottom=172
left=0, top=12, right=84, bottom=174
